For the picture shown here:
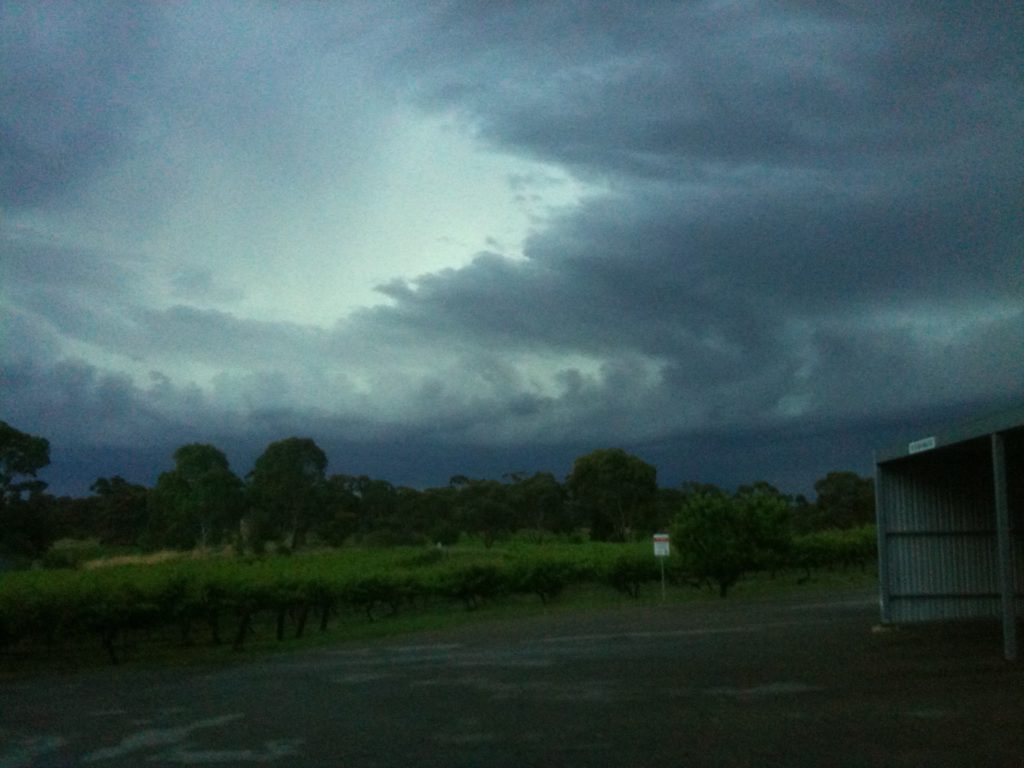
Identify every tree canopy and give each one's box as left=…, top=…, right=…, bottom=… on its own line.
left=90, top=476, right=149, bottom=546
left=0, top=420, right=50, bottom=504
left=0, top=421, right=52, bottom=557
left=566, top=448, right=657, bottom=541
left=148, top=444, right=244, bottom=549
left=0, top=421, right=878, bottom=562
left=672, top=486, right=792, bottom=597
left=814, top=471, right=875, bottom=529
left=248, top=437, right=328, bottom=550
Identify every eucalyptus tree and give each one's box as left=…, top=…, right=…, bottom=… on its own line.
left=248, top=437, right=328, bottom=550
left=451, top=478, right=515, bottom=548
left=90, top=475, right=149, bottom=546
left=566, top=448, right=657, bottom=541
left=0, top=421, right=52, bottom=557
left=0, top=420, right=49, bottom=505
left=148, top=443, right=244, bottom=549
left=505, top=472, right=569, bottom=534
left=813, top=471, right=875, bottom=529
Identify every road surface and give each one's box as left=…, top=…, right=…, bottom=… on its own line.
left=2, top=590, right=1022, bottom=767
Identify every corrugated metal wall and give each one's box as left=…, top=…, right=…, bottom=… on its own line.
left=877, top=436, right=1023, bottom=623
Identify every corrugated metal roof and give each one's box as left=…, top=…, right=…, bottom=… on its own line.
left=876, top=403, right=1024, bottom=464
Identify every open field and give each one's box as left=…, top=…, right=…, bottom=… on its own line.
left=2, top=586, right=1022, bottom=767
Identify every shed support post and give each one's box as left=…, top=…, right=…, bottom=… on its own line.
left=874, top=459, right=891, bottom=623
left=992, top=432, right=1017, bottom=661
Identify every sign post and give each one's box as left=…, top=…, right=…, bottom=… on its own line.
left=653, top=533, right=670, bottom=601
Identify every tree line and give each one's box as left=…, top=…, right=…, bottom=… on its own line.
left=0, top=421, right=875, bottom=568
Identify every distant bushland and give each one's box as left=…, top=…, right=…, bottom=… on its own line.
left=2, top=421, right=876, bottom=566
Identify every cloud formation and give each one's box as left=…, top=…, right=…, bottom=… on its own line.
left=1, top=2, right=1021, bottom=494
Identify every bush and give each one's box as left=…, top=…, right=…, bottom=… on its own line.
left=41, top=538, right=108, bottom=569
left=602, top=552, right=659, bottom=598
left=672, top=492, right=755, bottom=598
left=343, top=574, right=414, bottom=620
left=671, top=489, right=793, bottom=597
left=434, top=563, right=508, bottom=610
left=510, top=559, right=578, bottom=604
left=792, top=525, right=877, bottom=579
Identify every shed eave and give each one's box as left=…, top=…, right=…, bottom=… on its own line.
left=875, top=404, right=1024, bottom=465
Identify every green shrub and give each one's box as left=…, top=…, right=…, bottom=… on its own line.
left=434, top=563, right=508, bottom=610
left=791, top=525, right=877, bottom=579
left=602, top=552, right=659, bottom=598
left=343, top=574, right=415, bottom=620
left=510, top=559, right=578, bottom=604
left=41, top=538, right=107, bottom=569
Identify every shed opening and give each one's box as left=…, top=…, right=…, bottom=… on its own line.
left=875, top=407, right=1023, bottom=661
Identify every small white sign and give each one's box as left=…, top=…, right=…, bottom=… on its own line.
left=653, top=533, right=670, bottom=557
left=908, top=436, right=936, bottom=454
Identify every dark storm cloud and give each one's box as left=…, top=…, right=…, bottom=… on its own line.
left=1, top=357, right=175, bottom=446
left=3, top=354, right=344, bottom=472
left=803, top=308, right=1024, bottom=416
left=1, top=2, right=391, bottom=214
left=0, top=2, right=160, bottom=206
left=2, top=236, right=153, bottom=343
left=365, top=169, right=1019, bottom=364
left=400, top=2, right=1022, bottom=178
left=3, top=234, right=331, bottom=371
left=372, top=0, right=1021, bottom=313
left=358, top=0, right=1023, bottom=431
left=1, top=1, right=1021, bottom=495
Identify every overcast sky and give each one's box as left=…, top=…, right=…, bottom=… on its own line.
left=2, top=1, right=1022, bottom=497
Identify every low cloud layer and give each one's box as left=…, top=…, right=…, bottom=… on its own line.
left=1, top=2, right=1021, bottom=494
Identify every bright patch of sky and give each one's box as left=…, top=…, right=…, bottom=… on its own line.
left=7, top=112, right=596, bottom=329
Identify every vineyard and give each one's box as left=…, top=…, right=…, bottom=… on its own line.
left=0, top=527, right=876, bottom=669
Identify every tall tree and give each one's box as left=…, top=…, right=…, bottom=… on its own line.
left=506, top=472, right=569, bottom=533
left=90, top=476, right=149, bottom=546
left=148, top=444, right=244, bottom=549
left=813, top=471, right=875, bottom=529
left=0, top=421, right=52, bottom=557
left=566, top=448, right=657, bottom=541
left=655, top=487, right=688, bottom=533
left=248, top=437, right=327, bottom=550
left=413, top=485, right=460, bottom=544
left=320, top=474, right=361, bottom=545
left=0, top=421, right=50, bottom=504
left=453, top=479, right=515, bottom=547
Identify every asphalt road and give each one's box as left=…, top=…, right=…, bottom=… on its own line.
left=2, top=591, right=1023, bottom=767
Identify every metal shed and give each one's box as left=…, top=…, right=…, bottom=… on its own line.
left=875, top=405, right=1023, bottom=660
